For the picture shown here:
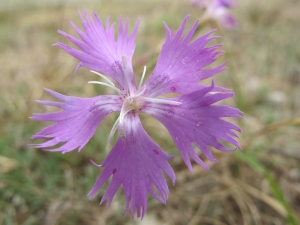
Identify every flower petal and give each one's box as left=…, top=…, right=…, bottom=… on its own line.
left=142, top=81, right=242, bottom=171
left=30, top=89, right=122, bottom=153
left=205, top=0, right=237, bottom=30
left=217, top=0, right=237, bottom=8
left=218, top=9, right=237, bottom=30
left=88, top=114, right=175, bottom=219
left=55, top=11, right=139, bottom=92
left=143, top=15, right=226, bottom=97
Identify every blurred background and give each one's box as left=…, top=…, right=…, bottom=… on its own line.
left=0, top=0, right=300, bottom=224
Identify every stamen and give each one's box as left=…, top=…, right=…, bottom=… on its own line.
left=90, top=70, right=115, bottom=87
left=106, top=98, right=134, bottom=148
left=107, top=117, right=120, bottom=148
left=119, top=107, right=134, bottom=125
left=106, top=107, right=133, bottom=148
left=133, top=86, right=146, bottom=98
left=88, top=81, right=121, bottom=94
left=139, top=66, right=147, bottom=88
left=139, top=96, right=182, bottom=105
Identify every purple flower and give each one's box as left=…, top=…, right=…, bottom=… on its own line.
left=30, top=11, right=242, bottom=219
left=191, top=0, right=237, bottom=29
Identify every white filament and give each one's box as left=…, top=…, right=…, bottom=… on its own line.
left=107, top=117, right=120, bottom=148
left=119, top=107, right=134, bottom=126
left=133, top=85, right=146, bottom=98
left=106, top=106, right=133, bottom=148
left=90, top=70, right=115, bottom=87
left=88, top=81, right=121, bottom=95
left=139, top=66, right=147, bottom=88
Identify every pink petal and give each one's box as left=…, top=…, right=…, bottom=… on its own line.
left=142, top=81, right=242, bottom=172
left=30, top=89, right=122, bottom=153
left=55, top=11, right=140, bottom=92
left=88, top=114, right=175, bottom=219
left=143, top=15, right=226, bottom=97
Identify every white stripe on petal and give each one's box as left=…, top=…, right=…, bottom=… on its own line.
left=139, top=96, right=182, bottom=105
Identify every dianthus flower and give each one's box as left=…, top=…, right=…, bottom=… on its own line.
left=30, top=11, right=242, bottom=219
left=191, top=0, right=237, bottom=29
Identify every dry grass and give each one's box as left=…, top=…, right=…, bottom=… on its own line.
left=0, top=0, right=299, bottom=224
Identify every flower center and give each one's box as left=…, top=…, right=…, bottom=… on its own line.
left=124, top=96, right=141, bottom=113
left=88, top=67, right=181, bottom=147
left=119, top=91, right=144, bottom=123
